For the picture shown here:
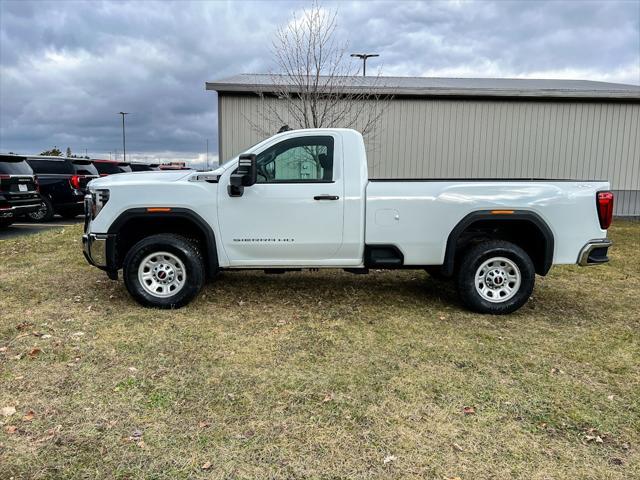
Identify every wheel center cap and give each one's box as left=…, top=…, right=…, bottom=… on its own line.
left=485, top=269, right=507, bottom=289
left=153, top=263, right=175, bottom=284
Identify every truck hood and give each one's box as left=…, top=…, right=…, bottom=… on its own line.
left=88, top=170, right=193, bottom=188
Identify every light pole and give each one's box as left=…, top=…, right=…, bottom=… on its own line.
left=118, top=112, right=129, bottom=162
left=350, top=53, right=379, bottom=76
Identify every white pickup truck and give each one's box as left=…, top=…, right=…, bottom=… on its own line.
left=83, top=128, right=613, bottom=314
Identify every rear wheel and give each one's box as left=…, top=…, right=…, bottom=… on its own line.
left=0, top=218, right=14, bottom=228
left=123, top=233, right=205, bottom=309
left=27, top=195, right=55, bottom=222
left=456, top=240, right=535, bottom=314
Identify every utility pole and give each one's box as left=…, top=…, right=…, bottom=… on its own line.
left=206, top=139, right=209, bottom=170
left=109, top=151, right=112, bottom=161
left=118, top=112, right=129, bottom=162
left=350, top=53, right=379, bottom=76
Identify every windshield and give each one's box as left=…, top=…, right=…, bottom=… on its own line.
left=0, top=158, right=33, bottom=175
left=94, top=162, right=131, bottom=175
left=72, top=161, right=99, bottom=176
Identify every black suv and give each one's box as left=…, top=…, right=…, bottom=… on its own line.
left=26, top=156, right=99, bottom=221
left=0, top=154, right=41, bottom=228
left=92, top=160, right=133, bottom=176
left=130, top=162, right=160, bottom=172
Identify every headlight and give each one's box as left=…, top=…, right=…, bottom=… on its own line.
left=90, top=189, right=110, bottom=219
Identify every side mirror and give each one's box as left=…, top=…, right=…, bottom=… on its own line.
left=228, top=153, right=257, bottom=197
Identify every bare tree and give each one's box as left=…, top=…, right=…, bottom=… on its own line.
left=249, top=1, right=389, bottom=139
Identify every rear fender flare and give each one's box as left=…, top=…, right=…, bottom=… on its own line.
left=442, top=210, right=554, bottom=276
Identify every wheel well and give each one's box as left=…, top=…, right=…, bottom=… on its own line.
left=444, top=213, right=554, bottom=276
left=110, top=211, right=217, bottom=277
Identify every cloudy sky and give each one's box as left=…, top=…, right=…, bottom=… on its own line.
left=1, top=0, right=638, bottom=166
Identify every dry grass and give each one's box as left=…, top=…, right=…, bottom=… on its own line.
left=1, top=221, right=639, bottom=479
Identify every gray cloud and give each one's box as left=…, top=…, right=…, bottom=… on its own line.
left=1, top=0, right=638, bottom=164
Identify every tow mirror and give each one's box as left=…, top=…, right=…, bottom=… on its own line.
left=228, top=153, right=257, bottom=197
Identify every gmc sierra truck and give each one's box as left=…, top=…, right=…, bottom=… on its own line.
left=82, top=128, right=613, bottom=314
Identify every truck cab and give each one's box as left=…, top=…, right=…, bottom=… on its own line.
left=83, top=128, right=613, bottom=314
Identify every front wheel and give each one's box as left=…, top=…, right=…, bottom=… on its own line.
left=456, top=240, right=535, bottom=314
left=123, top=233, right=205, bottom=309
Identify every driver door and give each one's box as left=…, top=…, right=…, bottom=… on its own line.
left=218, top=134, right=344, bottom=266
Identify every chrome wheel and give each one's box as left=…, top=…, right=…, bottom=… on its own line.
left=28, top=202, right=48, bottom=220
left=474, top=256, right=521, bottom=303
left=137, top=251, right=186, bottom=298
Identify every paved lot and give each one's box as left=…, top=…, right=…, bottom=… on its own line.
left=0, top=217, right=83, bottom=240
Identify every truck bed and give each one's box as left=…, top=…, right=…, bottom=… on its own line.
left=365, top=179, right=609, bottom=266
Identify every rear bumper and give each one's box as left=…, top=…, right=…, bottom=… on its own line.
left=578, top=239, right=612, bottom=266
left=83, top=233, right=117, bottom=276
left=0, top=202, right=42, bottom=218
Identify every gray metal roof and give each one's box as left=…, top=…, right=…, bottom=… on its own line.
left=207, top=74, right=640, bottom=100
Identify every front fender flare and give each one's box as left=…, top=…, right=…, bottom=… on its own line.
left=107, top=207, right=219, bottom=277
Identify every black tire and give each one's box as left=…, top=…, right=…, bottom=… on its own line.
left=456, top=240, right=535, bottom=315
left=0, top=218, right=14, bottom=228
left=26, top=195, right=55, bottom=222
left=123, top=233, right=205, bottom=309
left=425, top=266, right=449, bottom=280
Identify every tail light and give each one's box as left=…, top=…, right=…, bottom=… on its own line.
left=596, top=191, right=614, bottom=230
left=34, top=176, right=40, bottom=192
left=70, top=175, right=82, bottom=189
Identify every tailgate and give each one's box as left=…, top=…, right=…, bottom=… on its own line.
left=0, top=175, right=40, bottom=208
left=0, top=175, right=37, bottom=194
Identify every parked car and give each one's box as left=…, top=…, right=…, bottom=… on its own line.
left=130, top=163, right=160, bottom=172
left=0, top=154, right=41, bottom=228
left=83, top=128, right=614, bottom=314
left=92, top=160, right=133, bottom=176
left=26, top=156, right=99, bottom=221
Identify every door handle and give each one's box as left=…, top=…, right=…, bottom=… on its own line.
left=313, top=195, right=339, bottom=201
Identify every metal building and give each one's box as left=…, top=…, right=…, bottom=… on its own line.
left=206, top=75, right=640, bottom=217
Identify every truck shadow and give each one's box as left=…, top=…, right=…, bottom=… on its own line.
left=198, top=268, right=597, bottom=321
left=205, top=269, right=464, bottom=312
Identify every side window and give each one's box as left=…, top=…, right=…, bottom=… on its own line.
left=256, top=136, right=334, bottom=183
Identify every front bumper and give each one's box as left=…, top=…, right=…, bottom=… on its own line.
left=0, top=202, right=43, bottom=218
left=83, top=233, right=117, bottom=278
left=578, top=239, right=612, bottom=266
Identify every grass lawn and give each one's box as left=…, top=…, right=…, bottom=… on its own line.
left=1, top=221, right=639, bottom=479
